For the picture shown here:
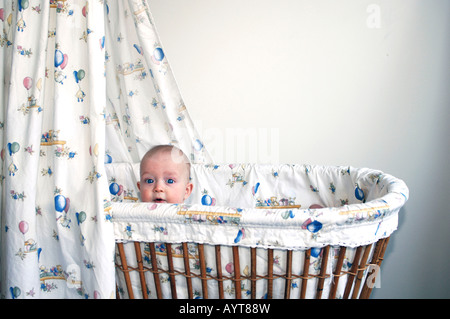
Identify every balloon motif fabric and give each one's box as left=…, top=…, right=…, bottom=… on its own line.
left=110, top=163, right=409, bottom=299
left=111, top=163, right=409, bottom=250
left=0, top=0, right=209, bottom=299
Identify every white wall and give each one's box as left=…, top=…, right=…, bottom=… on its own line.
left=149, top=0, right=450, bottom=298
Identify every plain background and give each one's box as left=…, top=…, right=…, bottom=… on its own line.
left=148, top=0, right=450, bottom=298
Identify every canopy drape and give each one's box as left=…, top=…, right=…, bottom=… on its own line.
left=0, top=0, right=209, bottom=298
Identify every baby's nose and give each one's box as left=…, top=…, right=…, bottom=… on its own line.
left=154, top=180, right=164, bottom=192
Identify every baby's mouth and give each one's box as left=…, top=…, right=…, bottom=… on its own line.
left=154, top=198, right=166, bottom=203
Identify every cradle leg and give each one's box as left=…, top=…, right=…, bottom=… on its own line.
left=166, top=243, right=178, bottom=299
left=116, top=242, right=134, bottom=299
left=133, top=242, right=148, bottom=299
left=342, top=246, right=362, bottom=298
left=300, top=249, right=311, bottom=299
left=284, top=250, right=293, bottom=299
left=351, top=244, right=373, bottom=299
left=329, top=247, right=347, bottom=299
left=360, top=237, right=390, bottom=299
left=198, top=244, right=209, bottom=299
left=267, top=249, right=274, bottom=299
left=250, top=248, right=257, bottom=299
left=182, top=243, right=194, bottom=299
left=316, top=246, right=330, bottom=299
left=215, top=246, right=225, bottom=299
left=232, top=246, right=241, bottom=299
left=148, top=243, right=163, bottom=298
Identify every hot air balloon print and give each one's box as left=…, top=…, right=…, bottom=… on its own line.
left=19, top=220, right=29, bottom=235
left=54, top=49, right=68, bottom=69
left=311, top=247, right=322, bottom=258
left=234, top=228, right=245, bottom=243
left=23, top=76, right=32, bottom=91
left=252, top=182, right=260, bottom=196
left=201, top=190, right=215, bottom=206
left=54, top=194, right=69, bottom=213
left=355, top=184, right=365, bottom=202
left=225, top=262, right=234, bottom=274
left=301, top=218, right=323, bottom=233
left=73, top=69, right=85, bottom=83
left=76, top=211, right=86, bottom=225
left=152, top=47, right=164, bottom=64
left=133, top=44, right=143, bottom=55
left=73, top=69, right=86, bottom=101
left=10, top=286, right=21, bottom=299
left=8, top=142, right=20, bottom=156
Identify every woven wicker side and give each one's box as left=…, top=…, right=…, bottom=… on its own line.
left=115, top=237, right=389, bottom=299
left=300, top=249, right=311, bottom=299
left=284, top=250, right=293, bottom=299
left=148, top=243, right=163, bottom=298
left=360, top=237, right=390, bottom=299
left=133, top=242, right=148, bottom=299
left=251, top=248, right=257, bottom=298
left=232, top=246, right=242, bottom=299
left=215, top=246, right=225, bottom=298
left=329, top=247, right=347, bottom=299
left=182, top=242, right=193, bottom=298
left=116, top=243, right=134, bottom=299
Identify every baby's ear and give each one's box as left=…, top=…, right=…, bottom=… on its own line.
left=137, top=181, right=141, bottom=190
left=184, top=183, right=193, bottom=199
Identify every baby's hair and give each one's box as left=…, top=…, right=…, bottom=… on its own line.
left=141, top=145, right=191, bottom=181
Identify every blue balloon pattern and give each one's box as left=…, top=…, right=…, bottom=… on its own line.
left=201, top=194, right=212, bottom=206
left=153, top=47, right=164, bottom=61
left=54, top=195, right=66, bottom=212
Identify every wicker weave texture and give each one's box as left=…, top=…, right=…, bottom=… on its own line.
left=115, top=237, right=389, bottom=299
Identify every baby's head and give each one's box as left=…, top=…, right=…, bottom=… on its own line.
left=138, top=145, right=193, bottom=204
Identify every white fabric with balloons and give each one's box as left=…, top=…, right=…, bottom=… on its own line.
left=110, top=162, right=409, bottom=299
left=111, top=163, right=409, bottom=250
left=1, top=0, right=209, bottom=299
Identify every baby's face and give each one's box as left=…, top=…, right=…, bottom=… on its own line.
left=138, top=150, right=193, bottom=204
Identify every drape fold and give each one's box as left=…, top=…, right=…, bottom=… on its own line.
left=1, top=0, right=208, bottom=298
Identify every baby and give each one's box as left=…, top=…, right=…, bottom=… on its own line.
left=137, top=145, right=193, bottom=204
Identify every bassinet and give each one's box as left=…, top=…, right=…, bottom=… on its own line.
left=0, top=0, right=410, bottom=300
left=108, top=162, right=408, bottom=299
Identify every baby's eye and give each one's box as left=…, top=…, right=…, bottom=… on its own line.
left=145, top=179, right=154, bottom=184
left=167, top=179, right=174, bottom=184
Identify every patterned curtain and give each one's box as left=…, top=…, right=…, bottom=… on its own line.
left=0, top=0, right=209, bottom=299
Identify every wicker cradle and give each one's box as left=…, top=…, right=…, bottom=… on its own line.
left=114, top=237, right=389, bottom=299
left=108, top=163, right=408, bottom=299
